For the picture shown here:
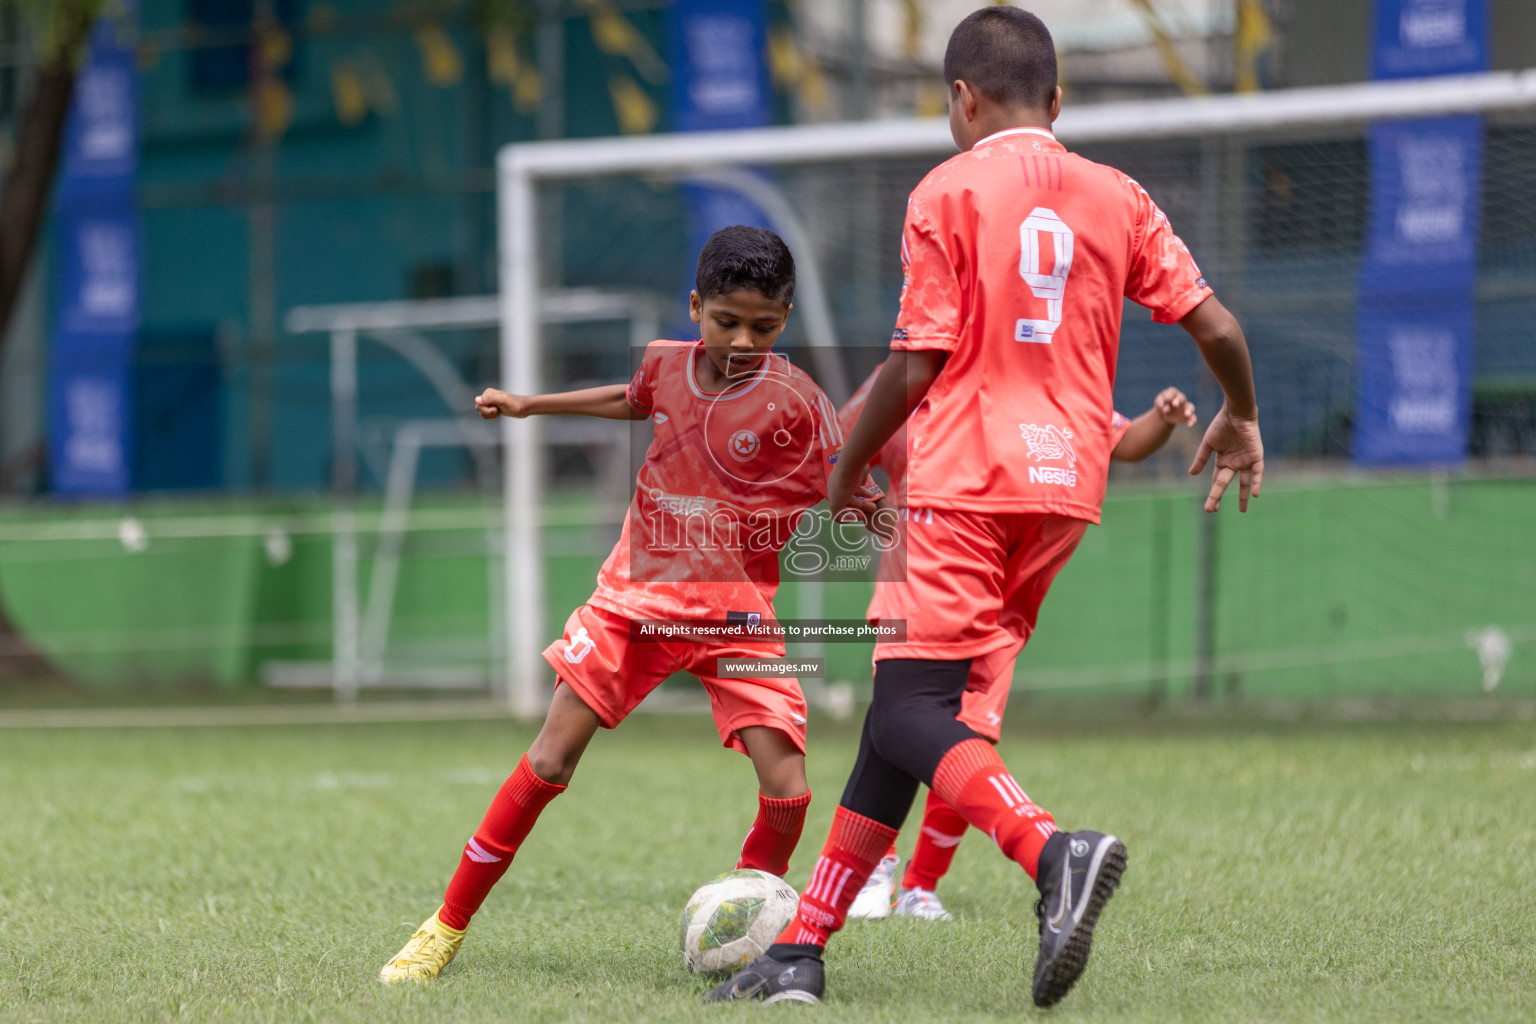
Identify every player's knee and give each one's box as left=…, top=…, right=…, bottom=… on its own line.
left=743, top=728, right=808, bottom=798
left=865, top=694, right=916, bottom=767
left=526, top=736, right=582, bottom=785
left=758, top=756, right=807, bottom=800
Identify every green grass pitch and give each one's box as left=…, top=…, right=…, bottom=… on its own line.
left=3, top=712, right=1535, bottom=1023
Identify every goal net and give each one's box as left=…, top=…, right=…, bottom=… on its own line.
left=495, top=71, right=1536, bottom=715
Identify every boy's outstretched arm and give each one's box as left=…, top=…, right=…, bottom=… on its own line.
left=1112, top=387, right=1197, bottom=463
left=826, top=350, right=946, bottom=514
left=476, top=385, right=649, bottom=421
left=1178, top=296, right=1264, bottom=513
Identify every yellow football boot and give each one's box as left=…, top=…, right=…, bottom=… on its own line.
left=379, top=909, right=466, bottom=983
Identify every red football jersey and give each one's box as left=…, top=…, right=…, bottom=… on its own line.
left=892, top=126, right=1211, bottom=522
left=587, top=340, right=843, bottom=623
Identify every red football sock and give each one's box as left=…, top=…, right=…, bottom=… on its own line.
left=902, top=788, right=970, bottom=891
left=931, top=738, right=1056, bottom=881
left=737, top=791, right=812, bottom=877
left=439, top=754, right=566, bottom=930
left=775, top=806, right=899, bottom=948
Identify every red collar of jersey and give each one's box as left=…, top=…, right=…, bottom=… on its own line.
left=973, top=126, right=1063, bottom=152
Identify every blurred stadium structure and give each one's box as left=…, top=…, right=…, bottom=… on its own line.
left=0, top=1, right=1532, bottom=710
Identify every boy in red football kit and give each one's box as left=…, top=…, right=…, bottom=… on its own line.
left=839, top=377, right=1199, bottom=922
left=379, top=226, right=883, bottom=983
left=708, top=8, right=1263, bottom=1009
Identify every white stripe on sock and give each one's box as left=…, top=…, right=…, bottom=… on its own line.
left=826, top=865, right=855, bottom=908
left=465, top=838, right=501, bottom=864
left=987, top=774, right=1018, bottom=807
left=1003, top=775, right=1031, bottom=806
left=920, top=826, right=966, bottom=848
left=807, top=857, right=833, bottom=901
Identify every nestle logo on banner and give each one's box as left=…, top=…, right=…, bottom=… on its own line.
left=686, top=15, right=761, bottom=114
left=1395, top=134, right=1468, bottom=244
left=1400, top=5, right=1466, bottom=48
left=79, top=222, right=136, bottom=318
left=1388, top=327, right=1458, bottom=434
left=64, top=379, right=124, bottom=474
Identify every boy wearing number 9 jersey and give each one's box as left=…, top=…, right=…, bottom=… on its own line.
left=707, top=6, right=1263, bottom=1010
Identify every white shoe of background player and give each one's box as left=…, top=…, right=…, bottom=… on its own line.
left=893, top=886, right=953, bottom=921
left=845, top=853, right=899, bottom=920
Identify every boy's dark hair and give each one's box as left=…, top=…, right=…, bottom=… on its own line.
left=695, top=225, right=796, bottom=306
left=943, top=7, right=1057, bottom=111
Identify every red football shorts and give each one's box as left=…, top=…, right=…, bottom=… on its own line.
left=542, top=604, right=809, bottom=755
left=870, top=509, right=1088, bottom=674
left=955, top=644, right=1021, bottom=743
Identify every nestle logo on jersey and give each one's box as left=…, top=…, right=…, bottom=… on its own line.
left=1019, top=423, right=1079, bottom=488
left=652, top=492, right=706, bottom=516
left=1028, top=465, right=1078, bottom=486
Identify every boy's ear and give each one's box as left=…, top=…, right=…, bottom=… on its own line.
left=1048, top=86, right=1062, bottom=123
left=689, top=290, right=703, bottom=323
left=954, top=79, right=979, bottom=122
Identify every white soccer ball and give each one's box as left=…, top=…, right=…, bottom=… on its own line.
left=679, top=868, right=800, bottom=975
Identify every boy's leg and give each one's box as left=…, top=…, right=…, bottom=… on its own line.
left=735, top=724, right=812, bottom=877
left=438, top=600, right=676, bottom=929
left=703, top=670, right=955, bottom=1002
left=383, top=604, right=667, bottom=983
left=900, top=644, right=1019, bottom=898
left=845, top=838, right=900, bottom=921
left=900, top=788, right=968, bottom=893
left=379, top=685, right=594, bottom=984
left=692, top=657, right=813, bottom=878
left=709, top=513, right=1123, bottom=1008
left=868, top=513, right=1088, bottom=886
left=438, top=684, right=599, bottom=928
left=761, top=660, right=968, bottom=952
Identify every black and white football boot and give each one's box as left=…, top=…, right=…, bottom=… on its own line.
left=1031, top=830, right=1128, bottom=1008
left=701, top=946, right=825, bottom=1005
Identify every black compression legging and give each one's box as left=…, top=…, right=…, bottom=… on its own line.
left=839, top=657, right=988, bottom=829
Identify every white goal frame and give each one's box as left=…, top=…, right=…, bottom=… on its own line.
left=496, top=69, right=1536, bottom=718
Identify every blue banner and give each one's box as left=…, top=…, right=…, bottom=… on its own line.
left=1354, top=0, right=1485, bottom=467
left=1371, top=0, right=1487, bottom=79
left=669, top=0, right=770, bottom=134
left=669, top=0, right=772, bottom=319
left=49, top=7, right=139, bottom=496
left=1359, top=116, right=1483, bottom=298
left=1353, top=296, right=1475, bottom=465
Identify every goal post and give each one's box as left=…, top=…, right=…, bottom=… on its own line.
left=496, top=70, right=1536, bottom=716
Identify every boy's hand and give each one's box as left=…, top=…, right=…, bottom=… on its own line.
left=1189, top=405, right=1264, bottom=513
left=1154, top=387, right=1197, bottom=427
left=833, top=480, right=892, bottom=535
left=475, top=388, right=529, bottom=419
left=826, top=459, right=864, bottom=519
left=865, top=488, right=899, bottom=543
left=829, top=462, right=896, bottom=537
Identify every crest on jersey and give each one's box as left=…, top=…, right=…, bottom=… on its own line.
left=729, top=429, right=761, bottom=462
left=1018, top=423, right=1078, bottom=466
